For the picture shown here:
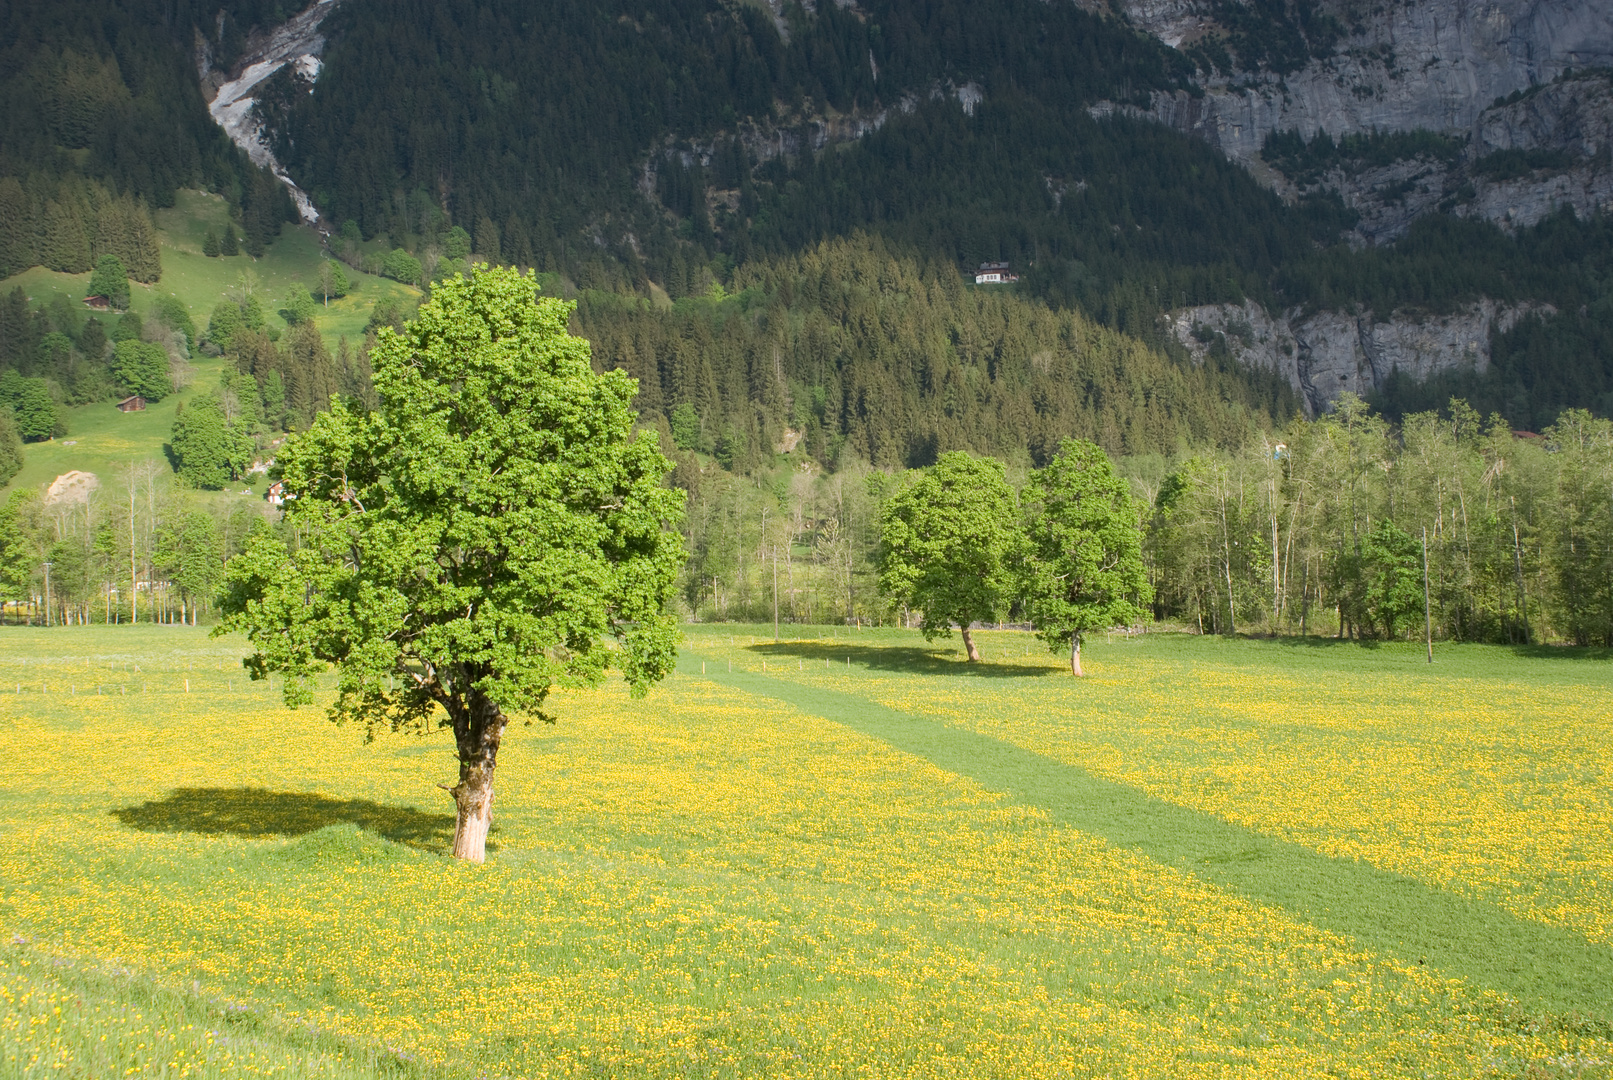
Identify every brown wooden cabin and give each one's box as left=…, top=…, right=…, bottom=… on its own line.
left=83, top=295, right=111, bottom=310
left=116, top=395, right=146, bottom=413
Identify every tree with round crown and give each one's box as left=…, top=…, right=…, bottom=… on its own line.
left=1021, top=439, right=1152, bottom=675
left=218, top=266, right=685, bottom=861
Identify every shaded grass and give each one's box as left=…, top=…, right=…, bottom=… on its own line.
left=111, top=787, right=461, bottom=852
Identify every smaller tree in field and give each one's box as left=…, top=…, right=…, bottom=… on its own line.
left=87, top=255, right=130, bottom=311
left=878, top=451, right=1018, bottom=662
left=168, top=394, right=251, bottom=489
left=112, top=339, right=173, bottom=401
left=317, top=260, right=349, bottom=305
left=0, top=372, right=63, bottom=441
left=1021, top=439, right=1151, bottom=675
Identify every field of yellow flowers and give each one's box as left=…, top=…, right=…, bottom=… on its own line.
left=0, top=624, right=1609, bottom=1079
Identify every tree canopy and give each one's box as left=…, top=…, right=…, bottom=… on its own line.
left=877, top=451, right=1018, bottom=661
left=218, top=265, right=686, bottom=862
left=1020, top=439, right=1151, bottom=674
left=86, top=254, right=130, bottom=310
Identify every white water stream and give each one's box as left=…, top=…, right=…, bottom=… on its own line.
left=207, top=0, right=339, bottom=225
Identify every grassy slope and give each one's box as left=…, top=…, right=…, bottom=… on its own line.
left=1, top=625, right=1609, bottom=1078
left=0, top=190, right=419, bottom=499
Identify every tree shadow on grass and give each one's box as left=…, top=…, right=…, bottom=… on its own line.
left=1508, top=643, right=1613, bottom=662
left=741, top=641, right=1058, bottom=678
left=111, top=787, right=472, bottom=853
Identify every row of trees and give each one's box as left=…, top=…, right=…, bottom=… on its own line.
left=1149, top=397, right=1613, bottom=646
left=675, top=396, right=1613, bottom=647
left=877, top=445, right=1148, bottom=673
left=0, top=460, right=264, bottom=627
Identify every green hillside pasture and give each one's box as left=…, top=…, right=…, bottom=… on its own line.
left=2, top=192, right=415, bottom=351
left=1, top=190, right=419, bottom=498
left=1, top=626, right=1610, bottom=1078
left=151, top=190, right=418, bottom=344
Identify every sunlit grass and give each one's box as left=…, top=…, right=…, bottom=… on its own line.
left=0, top=624, right=1609, bottom=1078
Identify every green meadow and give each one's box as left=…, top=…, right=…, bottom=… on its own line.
left=1, top=624, right=1609, bottom=1078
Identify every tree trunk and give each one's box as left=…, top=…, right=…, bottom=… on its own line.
left=1070, top=637, right=1084, bottom=677
left=449, top=685, right=506, bottom=863
left=960, top=626, right=981, bottom=662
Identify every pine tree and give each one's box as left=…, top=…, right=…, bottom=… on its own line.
left=202, top=229, right=221, bottom=258
left=40, top=200, right=92, bottom=274
left=220, top=224, right=239, bottom=256
left=0, top=179, right=33, bottom=278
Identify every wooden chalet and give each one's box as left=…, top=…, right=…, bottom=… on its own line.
left=116, top=395, right=146, bottom=413
left=83, top=295, right=111, bottom=310
left=974, top=261, right=1018, bottom=284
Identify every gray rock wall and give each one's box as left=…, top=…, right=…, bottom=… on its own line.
left=1119, top=0, right=1613, bottom=169
left=1166, top=299, right=1545, bottom=415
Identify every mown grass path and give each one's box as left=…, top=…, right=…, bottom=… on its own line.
left=677, top=638, right=1613, bottom=1024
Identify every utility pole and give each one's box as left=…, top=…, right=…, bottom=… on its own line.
left=42, top=561, right=53, bottom=627
left=772, top=544, right=779, bottom=643
left=1422, top=526, right=1433, bottom=663
left=128, top=460, right=138, bottom=625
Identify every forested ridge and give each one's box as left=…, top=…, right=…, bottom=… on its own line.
left=579, top=236, right=1297, bottom=471
left=251, top=0, right=1613, bottom=431
left=0, top=0, right=298, bottom=280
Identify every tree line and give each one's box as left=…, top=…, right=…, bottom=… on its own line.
left=0, top=459, right=264, bottom=626
left=675, top=395, right=1613, bottom=648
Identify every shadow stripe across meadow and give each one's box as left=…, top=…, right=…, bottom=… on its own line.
left=678, top=651, right=1613, bottom=1026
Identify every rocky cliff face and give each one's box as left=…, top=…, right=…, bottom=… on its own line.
left=1167, top=297, right=1547, bottom=415
left=1113, top=1, right=1610, bottom=404
left=1118, top=0, right=1613, bottom=168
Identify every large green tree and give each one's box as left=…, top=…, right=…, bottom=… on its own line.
left=112, top=339, right=173, bottom=401
left=86, top=255, right=130, bottom=311
left=1021, top=439, right=1151, bottom=675
left=167, top=394, right=251, bottom=490
left=877, top=451, right=1018, bottom=662
left=217, top=266, right=685, bottom=862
